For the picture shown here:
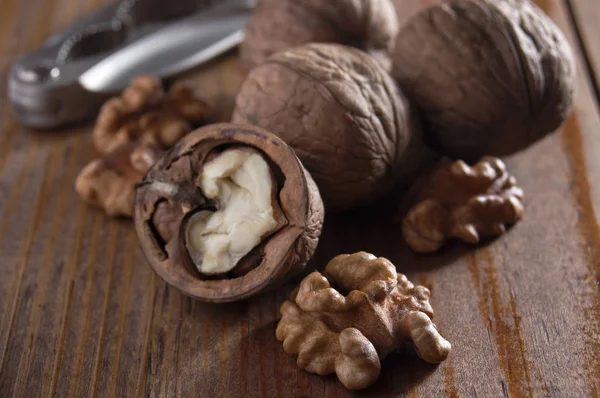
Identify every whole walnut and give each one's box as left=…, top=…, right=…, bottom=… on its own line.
left=391, top=0, right=576, bottom=160
left=233, top=43, right=423, bottom=212
left=240, top=0, right=398, bottom=71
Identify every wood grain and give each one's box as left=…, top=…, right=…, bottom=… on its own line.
left=0, top=0, right=599, bottom=396
left=567, top=0, right=600, bottom=102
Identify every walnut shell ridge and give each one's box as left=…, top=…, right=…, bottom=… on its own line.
left=392, top=0, right=576, bottom=160
left=240, top=0, right=399, bottom=71
left=134, top=123, right=325, bottom=302
left=234, top=43, right=422, bottom=212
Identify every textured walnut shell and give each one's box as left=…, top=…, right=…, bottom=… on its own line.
left=391, top=0, right=576, bottom=160
left=134, top=123, right=324, bottom=302
left=240, top=0, right=398, bottom=71
left=233, top=43, right=422, bottom=212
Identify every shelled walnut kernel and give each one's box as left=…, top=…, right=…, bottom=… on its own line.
left=75, top=137, right=160, bottom=217
left=76, top=75, right=212, bottom=218
left=276, top=252, right=451, bottom=390
left=94, top=75, right=212, bottom=154
left=402, top=156, right=524, bottom=253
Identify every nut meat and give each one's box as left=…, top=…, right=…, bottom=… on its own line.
left=75, top=138, right=160, bottom=217
left=134, top=123, right=324, bottom=302
left=94, top=75, right=211, bottom=154
left=240, top=0, right=398, bottom=70
left=392, top=0, right=575, bottom=159
left=402, top=157, right=524, bottom=253
left=234, top=43, right=424, bottom=212
left=276, top=252, right=451, bottom=390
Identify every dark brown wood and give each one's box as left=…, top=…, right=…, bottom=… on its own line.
left=567, top=0, right=600, bottom=102
left=1, top=0, right=599, bottom=396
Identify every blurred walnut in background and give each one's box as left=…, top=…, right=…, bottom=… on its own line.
left=93, top=75, right=212, bottom=154
left=76, top=75, right=212, bottom=218
left=75, top=137, right=160, bottom=218
left=240, top=0, right=399, bottom=71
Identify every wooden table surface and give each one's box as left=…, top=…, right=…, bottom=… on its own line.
left=1, top=0, right=599, bottom=397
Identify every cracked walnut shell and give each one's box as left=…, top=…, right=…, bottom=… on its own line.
left=276, top=252, right=451, bottom=390
left=93, top=75, right=212, bottom=155
left=402, top=156, right=524, bottom=253
left=134, top=123, right=324, bottom=302
left=240, top=0, right=398, bottom=71
left=391, top=0, right=575, bottom=160
left=234, top=43, right=422, bottom=212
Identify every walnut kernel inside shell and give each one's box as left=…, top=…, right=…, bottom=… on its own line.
left=185, top=149, right=285, bottom=275
left=134, top=123, right=324, bottom=302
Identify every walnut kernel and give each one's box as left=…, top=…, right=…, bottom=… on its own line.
left=93, top=75, right=212, bottom=154
left=402, top=156, right=524, bottom=253
left=75, top=138, right=160, bottom=217
left=276, top=252, right=451, bottom=390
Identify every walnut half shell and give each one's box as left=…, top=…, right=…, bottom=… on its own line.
left=134, top=123, right=325, bottom=302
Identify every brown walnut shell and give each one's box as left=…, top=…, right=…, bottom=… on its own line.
left=233, top=43, right=423, bottom=212
left=391, top=0, right=576, bottom=160
left=134, top=123, right=325, bottom=302
left=240, top=0, right=398, bottom=71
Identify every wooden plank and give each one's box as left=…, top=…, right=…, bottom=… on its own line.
left=567, top=0, right=600, bottom=102
left=0, top=0, right=599, bottom=397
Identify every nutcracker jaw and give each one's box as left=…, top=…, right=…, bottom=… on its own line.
left=8, top=0, right=254, bottom=129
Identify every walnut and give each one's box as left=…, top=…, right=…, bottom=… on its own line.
left=134, top=123, right=325, bottom=302
left=391, top=0, right=576, bottom=160
left=402, top=156, right=524, bottom=253
left=233, top=43, right=424, bottom=212
left=93, top=74, right=212, bottom=154
left=77, top=75, right=210, bottom=218
left=75, top=137, right=160, bottom=217
left=276, top=252, right=451, bottom=390
left=240, top=0, right=398, bottom=71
